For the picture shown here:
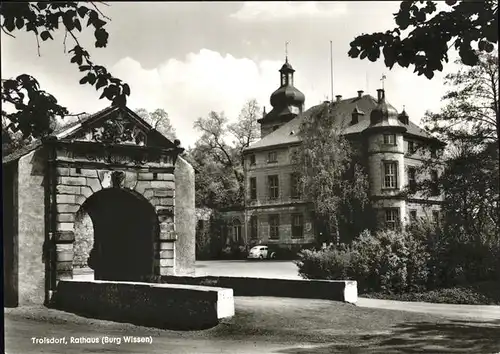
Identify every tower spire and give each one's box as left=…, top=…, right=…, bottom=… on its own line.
left=285, top=41, right=289, bottom=62
left=380, top=74, right=387, bottom=90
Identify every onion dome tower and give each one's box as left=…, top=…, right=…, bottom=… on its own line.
left=258, top=57, right=305, bottom=137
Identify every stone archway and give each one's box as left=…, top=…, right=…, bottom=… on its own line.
left=81, top=188, right=159, bottom=281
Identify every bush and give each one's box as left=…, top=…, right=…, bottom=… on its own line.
left=295, top=244, right=354, bottom=280
left=296, top=229, right=430, bottom=294
left=407, top=219, right=500, bottom=288
left=364, top=281, right=500, bottom=305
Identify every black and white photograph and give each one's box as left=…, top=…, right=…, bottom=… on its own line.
left=2, top=1, right=499, bottom=353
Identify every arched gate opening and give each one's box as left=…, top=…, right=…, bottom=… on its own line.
left=79, top=188, right=159, bottom=281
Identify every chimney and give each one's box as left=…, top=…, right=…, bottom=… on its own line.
left=357, top=90, right=364, bottom=98
left=377, top=89, right=385, bottom=103
left=335, top=95, right=342, bottom=102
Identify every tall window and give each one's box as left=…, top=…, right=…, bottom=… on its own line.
left=409, top=210, right=417, bottom=222
left=385, top=208, right=400, bottom=229
left=249, top=154, right=256, bottom=165
left=383, top=134, right=396, bottom=145
left=431, top=146, right=437, bottom=158
left=269, top=214, right=280, bottom=239
left=249, top=177, right=257, bottom=200
left=249, top=215, right=258, bottom=239
left=408, top=167, right=417, bottom=193
left=268, top=175, right=279, bottom=199
left=431, top=170, right=439, bottom=196
left=383, top=162, right=398, bottom=188
left=432, top=210, right=440, bottom=224
left=233, top=219, right=242, bottom=243
left=290, top=173, right=301, bottom=199
left=407, top=141, right=415, bottom=154
left=291, top=213, right=304, bottom=238
left=268, top=151, right=277, bottom=163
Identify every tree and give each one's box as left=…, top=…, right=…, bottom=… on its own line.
left=412, top=53, right=500, bottom=284
left=290, top=104, right=370, bottom=245
left=1, top=2, right=130, bottom=141
left=135, top=108, right=177, bottom=141
left=228, top=98, right=261, bottom=166
left=423, top=52, right=499, bottom=147
left=348, top=1, right=498, bottom=79
left=189, top=99, right=262, bottom=209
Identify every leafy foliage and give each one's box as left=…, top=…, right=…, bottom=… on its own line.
left=1, top=2, right=129, bottom=140
left=1, top=74, right=68, bottom=140
left=188, top=99, right=261, bottom=209
left=296, top=229, right=430, bottom=293
left=135, top=108, right=177, bottom=141
left=423, top=52, right=499, bottom=145
left=290, top=104, right=370, bottom=244
left=348, top=1, right=498, bottom=79
left=365, top=282, right=500, bottom=305
left=415, top=53, right=499, bottom=274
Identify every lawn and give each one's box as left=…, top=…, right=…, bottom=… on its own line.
left=5, top=297, right=500, bottom=353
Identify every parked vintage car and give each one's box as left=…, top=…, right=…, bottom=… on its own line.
left=247, top=245, right=276, bottom=260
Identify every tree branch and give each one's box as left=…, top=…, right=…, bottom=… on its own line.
left=1, top=25, right=16, bottom=38
left=89, top=2, right=112, bottom=21
left=63, top=28, right=68, bottom=53
left=35, top=32, right=41, bottom=57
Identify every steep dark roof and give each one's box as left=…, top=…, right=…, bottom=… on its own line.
left=2, top=140, right=43, bottom=164
left=280, top=60, right=295, bottom=72
left=245, top=94, right=441, bottom=152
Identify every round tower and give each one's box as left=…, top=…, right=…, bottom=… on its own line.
left=364, top=89, right=408, bottom=229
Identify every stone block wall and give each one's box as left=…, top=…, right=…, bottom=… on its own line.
left=173, top=156, right=196, bottom=275
left=51, top=164, right=177, bottom=284
left=17, top=150, right=46, bottom=305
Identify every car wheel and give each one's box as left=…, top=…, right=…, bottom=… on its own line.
left=270, top=252, right=276, bottom=259
left=259, top=255, right=264, bottom=260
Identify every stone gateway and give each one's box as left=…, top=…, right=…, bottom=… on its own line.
left=3, top=105, right=196, bottom=306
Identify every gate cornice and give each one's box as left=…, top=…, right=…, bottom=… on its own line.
left=44, top=138, right=184, bottom=169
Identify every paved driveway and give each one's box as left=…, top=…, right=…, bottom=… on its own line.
left=75, top=260, right=500, bottom=320
left=196, top=260, right=301, bottom=279
left=196, top=260, right=500, bottom=321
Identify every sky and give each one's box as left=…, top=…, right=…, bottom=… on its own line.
left=1, top=1, right=462, bottom=148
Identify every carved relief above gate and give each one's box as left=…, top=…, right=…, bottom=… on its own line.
left=71, top=112, right=148, bottom=146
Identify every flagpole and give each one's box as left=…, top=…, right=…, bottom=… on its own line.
left=330, top=40, right=334, bottom=102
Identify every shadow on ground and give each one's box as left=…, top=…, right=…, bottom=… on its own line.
left=276, top=319, right=500, bottom=353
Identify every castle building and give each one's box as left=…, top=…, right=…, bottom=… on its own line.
left=223, top=58, right=445, bottom=249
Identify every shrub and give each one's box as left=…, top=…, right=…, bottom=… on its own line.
left=296, top=229, right=430, bottom=293
left=295, top=244, right=354, bottom=280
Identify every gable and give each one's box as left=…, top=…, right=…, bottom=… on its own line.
left=3, top=105, right=178, bottom=164
left=59, top=106, right=176, bottom=148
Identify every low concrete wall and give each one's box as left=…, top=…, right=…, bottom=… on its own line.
left=160, top=276, right=358, bottom=304
left=51, top=280, right=234, bottom=330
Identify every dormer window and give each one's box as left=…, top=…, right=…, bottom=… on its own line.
left=351, top=106, right=364, bottom=125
